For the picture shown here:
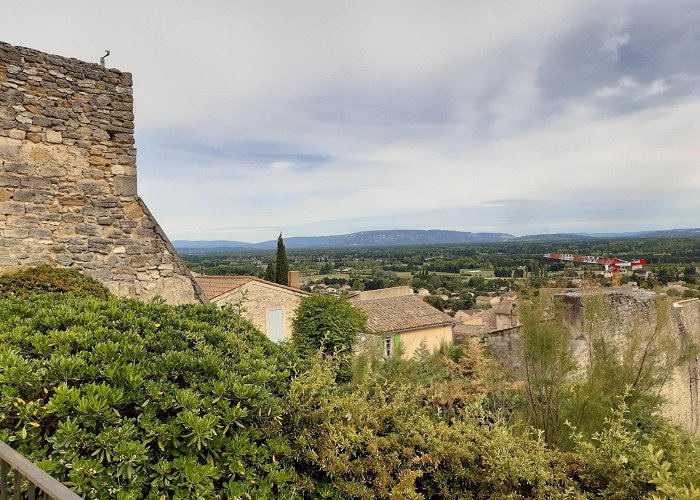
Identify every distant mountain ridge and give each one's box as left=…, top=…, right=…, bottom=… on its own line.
left=173, top=228, right=700, bottom=251
left=173, top=230, right=513, bottom=250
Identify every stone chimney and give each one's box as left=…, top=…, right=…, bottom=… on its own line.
left=287, top=270, right=301, bottom=289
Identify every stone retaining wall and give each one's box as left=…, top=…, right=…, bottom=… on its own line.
left=0, top=41, right=205, bottom=304
left=558, top=290, right=700, bottom=434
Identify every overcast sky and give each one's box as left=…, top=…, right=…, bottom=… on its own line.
left=3, top=1, right=699, bottom=241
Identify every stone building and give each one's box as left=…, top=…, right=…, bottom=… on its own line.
left=352, top=294, right=456, bottom=359
left=481, top=288, right=700, bottom=435
left=0, top=41, right=205, bottom=304
left=196, top=275, right=308, bottom=342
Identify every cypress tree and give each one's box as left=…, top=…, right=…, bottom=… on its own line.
left=264, top=261, right=276, bottom=282
left=275, top=233, right=289, bottom=285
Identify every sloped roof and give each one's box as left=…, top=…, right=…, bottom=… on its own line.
left=353, top=295, right=456, bottom=334
left=195, top=276, right=307, bottom=300
left=481, top=299, right=517, bottom=329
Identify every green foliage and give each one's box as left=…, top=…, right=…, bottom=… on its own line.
left=3, top=279, right=700, bottom=497
left=0, top=265, right=110, bottom=299
left=0, top=294, right=300, bottom=498
left=565, top=392, right=700, bottom=498
left=291, top=294, right=367, bottom=359
left=422, top=294, right=446, bottom=311
left=353, top=341, right=520, bottom=421
left=264, top=261, right=276, bottom=282
left=519, top=296, right=577, bottom=445
left=562, top=296, right=696, bottom=442
left=275, top=233, right=289, bottom=286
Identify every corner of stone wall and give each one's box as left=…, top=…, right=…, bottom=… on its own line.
left=0, top=40, right=207, bottom=305
left=136, top=198, right=208, bottom=304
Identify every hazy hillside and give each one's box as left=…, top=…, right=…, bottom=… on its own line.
left=173, top=227, right=700, bottom=252
left=173, top=229, right=514, bottom=251
left=511, top=233, right=597, bottom=242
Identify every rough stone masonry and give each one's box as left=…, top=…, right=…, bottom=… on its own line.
left=0, top=41, right=206, bottom=304
left=558, top=289, right=700, bottom=435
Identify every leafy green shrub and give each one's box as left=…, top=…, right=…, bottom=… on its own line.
left=0, top=265, right=110, bottom=299
left=2, top=290, right=699, bottom=498
left=0, top=294, right=300, bottom=498
left=286, top=359, right=578, bottom=498
left=291, top=294, right=367, bottom=357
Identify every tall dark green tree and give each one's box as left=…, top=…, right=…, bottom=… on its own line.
left=275, top=232, right=289, bottom=285
left=264, top=261, right=276, bottom=282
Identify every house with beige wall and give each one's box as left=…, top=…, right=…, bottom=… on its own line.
left=352, top=295, right=456, bottom=359
left=196, top=276, right=308, bottom=342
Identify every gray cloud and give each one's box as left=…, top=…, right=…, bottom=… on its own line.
left=2, top=1, right=699, bottom=241
left=537, top=1, right=700, bottom=114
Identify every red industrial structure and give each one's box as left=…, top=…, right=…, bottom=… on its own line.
left=543, top=253, right=646, bottom=287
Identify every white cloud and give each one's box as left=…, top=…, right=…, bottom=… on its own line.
left=593, top=76, right=669, bottom=99
left=2, top=1, right=699, bottom=241
left=269, top=161, right=294, bottom=172
left=602, top=32, right=631, bottom=54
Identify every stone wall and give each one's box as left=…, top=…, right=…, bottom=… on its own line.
left=480, top=289, right=700, bottom=434
left=558, top=289, right=700, bottom=435
left=482, top=326, right=522, bottom=376
left=209, top=280, right=307, bottom=341
left=0, top=41, right=205, bottom=304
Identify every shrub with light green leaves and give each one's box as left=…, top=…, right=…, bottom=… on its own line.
left=1, top=291, right=699, bottom=498
left=291, top=294, right=367, bottom=358
left=0, top=294, right=301, bottom=498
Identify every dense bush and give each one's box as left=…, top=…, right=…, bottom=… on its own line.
left=291, top=294, right=367, bottom=358
left=0, top=294, right=300, bottom=498
left=286, top=355, right=700, bottom=499
left=0, top=265, right=110, bottom=299
left=1, top=290, right=699, bottom=498
left=286, top=361, right=575, bottom=498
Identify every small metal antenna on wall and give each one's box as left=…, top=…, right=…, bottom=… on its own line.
left=100, top=50, right=110, bottom=67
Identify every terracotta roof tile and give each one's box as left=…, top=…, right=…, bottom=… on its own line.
left=353, top=295, right=456, bottom=334
left=195, top=276, right=256, bottom=300
left=195, top=276, right=308, bottom=300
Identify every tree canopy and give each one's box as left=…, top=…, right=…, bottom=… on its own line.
left=291, top=294, right=367, bottom=358
left=275, top=233, right=289, bottom=286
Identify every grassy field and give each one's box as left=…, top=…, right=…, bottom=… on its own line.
left=460, top=269, right=495, bottom=278
left=301, top=273, right=351, bottom=283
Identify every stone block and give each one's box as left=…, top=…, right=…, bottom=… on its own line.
left=4, top=162, right=36, bottom=175
left=95, top=198, right=119, bottom=208
left=27, top=228, right=53, bottom=239
left=45, top=130, right=62, bottom=143
left=0, top=188, right=13, bottom=201
left=58, top=195, right=91, bottom=207
left=28, top=147, right=51, bottom=165
left=3, top=226, right=29, bottom=238
left=8, top=129, right=26, bottom=140
left=78, top=180, right=110, bottom=195
left=20, top=177, right=52, bottom=189
left=113, top=175, right=137, bottom=196
left=123, top=201, right=143, bottom=219
left=0, top=138, right=22, bottom=160
left=111, top=133, right=133, bottom=144
left=0, top=176, right=20, bottom=187
left=0, top=202, right=25, bottom=215
left=12, top=189, right=53, bottom=204
left=92, top=128, right=110, bottom=141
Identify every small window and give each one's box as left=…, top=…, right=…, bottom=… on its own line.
left=267, top=309, right=284, bottom=343
left=383, top=337, right=392, bottom=358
